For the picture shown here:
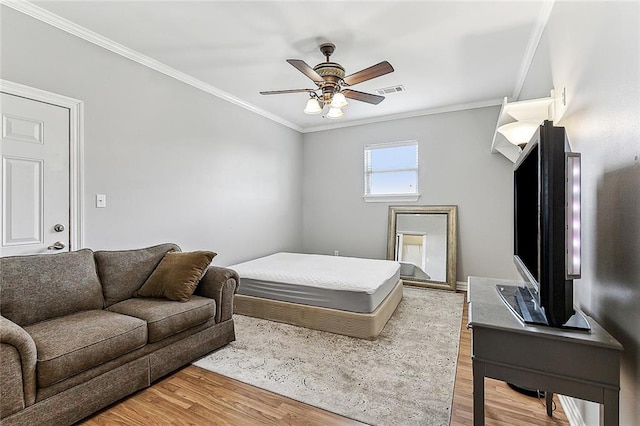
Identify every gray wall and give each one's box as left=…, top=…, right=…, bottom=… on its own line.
left=520, top=2, right=639, bottom=424
left=302, top=106, right=519, bottom=282
left=0, top=6, right=304, bottom=266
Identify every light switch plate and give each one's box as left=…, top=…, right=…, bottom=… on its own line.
left=96, top=193, right=106, bottom=208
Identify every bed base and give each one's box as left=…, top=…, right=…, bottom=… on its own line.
left=233, top=280, right=403, bottom=340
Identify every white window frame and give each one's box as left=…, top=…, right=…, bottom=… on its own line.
left=363, top=140, right=420, bottom=203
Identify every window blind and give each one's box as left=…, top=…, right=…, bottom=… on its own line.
left=364, top=140, right=419, bottom=196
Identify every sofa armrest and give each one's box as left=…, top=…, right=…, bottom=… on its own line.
left=0, top=316, right=37, bottom=412
left=195, top=267, right=239, bottom=323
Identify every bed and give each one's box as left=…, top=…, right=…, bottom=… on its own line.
left=228, top=252, right=403, bottom=339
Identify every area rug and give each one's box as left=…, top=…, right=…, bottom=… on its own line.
left=194, top=287, right=464, bottom=425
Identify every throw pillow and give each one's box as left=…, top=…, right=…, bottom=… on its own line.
left=134, top=251, right=216, bottom=302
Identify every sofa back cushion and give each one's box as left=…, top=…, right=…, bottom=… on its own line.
left=0, top=249, right=104, bottom=326
left=94, top=243, right=180, bottom=307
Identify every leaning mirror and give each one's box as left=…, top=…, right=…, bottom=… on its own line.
left=387, top=205, right=457, bottom=291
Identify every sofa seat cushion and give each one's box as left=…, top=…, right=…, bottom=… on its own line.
left=24, top=310, right=147, bottom=389
left=106, top=295, right=215, bottom=343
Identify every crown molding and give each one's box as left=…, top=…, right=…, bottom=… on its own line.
left=511, top=0, right=555, bottom=101
left=1, top=0, right=303, bottom=133
left=3, top=0, right=535, bottom=135
left=302, top=98, right=504, bottom=133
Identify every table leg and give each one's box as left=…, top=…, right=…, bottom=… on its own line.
left=472, top=359, right=485, bottom=426
left=601, top=388, right=619, bottom=426
left=545, top=391, right=553, bottom=417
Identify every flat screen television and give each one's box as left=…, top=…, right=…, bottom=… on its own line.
left=497, top=120, right=589, bottom=330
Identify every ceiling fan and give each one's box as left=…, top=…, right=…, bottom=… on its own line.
left=260, top=42, right=394, bottom=119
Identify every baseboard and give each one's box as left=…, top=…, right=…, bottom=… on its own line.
left=558, top=395, right=586, bottom=426
left=456, top=280, right=467, bottom=292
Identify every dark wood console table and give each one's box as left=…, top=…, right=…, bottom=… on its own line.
left=467, top=276, right=623, bottom=426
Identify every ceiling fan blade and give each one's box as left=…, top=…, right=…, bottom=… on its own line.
left=343, top=89, right=385, bottom=105
left=343, top=61, right=394, bottom=86
left=260, top=89, right=315, bottom=95
left=286, top=59, right=324, bottom=83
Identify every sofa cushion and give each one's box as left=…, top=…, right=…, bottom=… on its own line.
left=23, top=310, right=147, bottom=388
left=0, top=249, right=104, bottom=326
left=106, top=296, right=215, bottom=343
left=134, top=251, right=216, bottom=302
left=94, top=243, right=180, bottom=307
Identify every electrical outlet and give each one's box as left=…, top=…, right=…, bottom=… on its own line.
left=334, top=250, right=339, bottom=256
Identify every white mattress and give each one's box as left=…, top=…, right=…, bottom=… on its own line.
left=228, top=252, right=401, bottom=313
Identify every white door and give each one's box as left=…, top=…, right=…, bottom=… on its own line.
left=1, top=93, right=70, bottom=256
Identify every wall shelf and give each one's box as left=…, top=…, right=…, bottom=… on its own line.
left=491, top=94, right=554, bottom=163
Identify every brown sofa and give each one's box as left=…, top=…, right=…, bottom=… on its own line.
left=0, top=243, right=238, bottom=425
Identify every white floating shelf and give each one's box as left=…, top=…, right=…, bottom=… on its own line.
left=491, top=94, right=554, bottom=163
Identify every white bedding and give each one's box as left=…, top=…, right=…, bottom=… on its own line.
left=229, top=252, right=401, bottom=313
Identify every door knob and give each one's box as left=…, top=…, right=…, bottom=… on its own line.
left=47, top=241, right=66, bottom=250
left=53, top=224, right=65, bottom=232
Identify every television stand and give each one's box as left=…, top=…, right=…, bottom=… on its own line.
left=495, top=284, right=590, bottom=330
left=468, top=276, right=623, bottom=426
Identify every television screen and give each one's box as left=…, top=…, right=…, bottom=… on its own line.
left=513, top=141, right=539, bottom=291
left=501, top=121, right=588, bottom=330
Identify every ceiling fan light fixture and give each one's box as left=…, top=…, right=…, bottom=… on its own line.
left=303, top=97, right=322, bottom=114
left=330, top=92, right=349, bottom=109
left=261, top=42, right=393, bottom=120
left=326, top=107, right=344, bottom=119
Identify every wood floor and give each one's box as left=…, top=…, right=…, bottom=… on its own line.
left=82, top=293, right=570, bottom=425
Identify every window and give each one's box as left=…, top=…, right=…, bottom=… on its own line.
left=364, top=140, right=419, bottom=202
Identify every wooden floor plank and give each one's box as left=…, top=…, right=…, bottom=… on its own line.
left=82, top=291, right=570, bottom=425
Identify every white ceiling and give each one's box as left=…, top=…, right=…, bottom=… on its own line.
left=28, top=1, right=551, bottom=132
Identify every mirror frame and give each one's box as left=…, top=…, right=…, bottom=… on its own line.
left=387, top=205, right=458, bottom=291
